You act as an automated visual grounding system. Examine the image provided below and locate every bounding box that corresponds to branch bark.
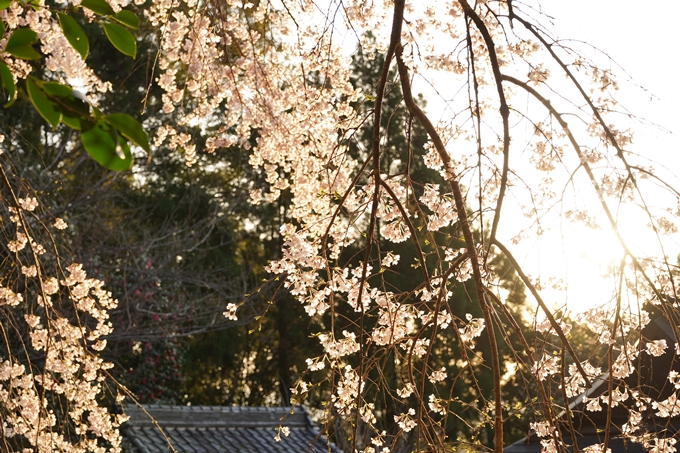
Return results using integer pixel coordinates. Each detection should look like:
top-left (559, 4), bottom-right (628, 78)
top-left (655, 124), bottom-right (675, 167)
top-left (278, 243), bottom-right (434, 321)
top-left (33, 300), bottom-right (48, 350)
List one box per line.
top-left (395, 41), bottom-right (504, 453)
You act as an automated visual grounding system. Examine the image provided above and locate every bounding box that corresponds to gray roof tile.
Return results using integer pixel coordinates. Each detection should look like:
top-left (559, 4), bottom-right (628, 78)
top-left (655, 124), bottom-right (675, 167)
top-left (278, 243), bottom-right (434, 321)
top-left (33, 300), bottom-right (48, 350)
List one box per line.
top-left (122, 405), bottom-right (343, 453)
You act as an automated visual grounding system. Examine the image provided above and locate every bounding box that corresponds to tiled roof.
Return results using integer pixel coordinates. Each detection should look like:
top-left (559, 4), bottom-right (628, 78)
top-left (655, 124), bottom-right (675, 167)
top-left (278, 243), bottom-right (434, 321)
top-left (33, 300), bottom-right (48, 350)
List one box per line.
top-left (504, 434), bottom-right (645, 453)
top-left (122, 405), bottom-right (343, 453)
top-left (505, 315), bottom-right (680, 453)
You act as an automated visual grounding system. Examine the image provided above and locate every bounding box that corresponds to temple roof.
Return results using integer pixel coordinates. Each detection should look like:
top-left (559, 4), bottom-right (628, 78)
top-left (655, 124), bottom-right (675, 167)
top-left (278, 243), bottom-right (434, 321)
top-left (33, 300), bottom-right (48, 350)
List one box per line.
top-left (505, 315), bottom-right (680, 453)
top-left (122, 405), bottom-right (343, 453)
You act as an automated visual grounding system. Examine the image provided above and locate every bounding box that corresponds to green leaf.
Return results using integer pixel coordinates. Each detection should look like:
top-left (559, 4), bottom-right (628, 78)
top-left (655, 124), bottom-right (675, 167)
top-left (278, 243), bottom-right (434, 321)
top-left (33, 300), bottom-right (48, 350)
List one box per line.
top-left (113, 10), bottom-right (139, 29)
top-left (104, 113), bottom-right (150, 154)
top-left (0, 0), bottom-right (11, 10)
top-left (62, 114), bottom-right (82, 130)
top-left (26, 77), bottom-right (61, 127)
top-left (58, 13), bottom-right (89, 59)
top-left (25, 79), bottom-right (90, 129)
top-left (89, 105), bottom-right (105, 121)
top-left (80, 0), bottom-right (114, 16)
top-left (41, 81), bottom-right (72, 98)
top-left (81, 120), bottom-right (132, 170)
top-left (42, 82), bottom-right (89, 129)
top-left (102, 22), bottom-right (135, 58)
top-left (0, 60), bottom-right (15, 107)
top-left (0, 18), bottom-right (5, 36)
top-left (5, 28), bottom-right (41, 60)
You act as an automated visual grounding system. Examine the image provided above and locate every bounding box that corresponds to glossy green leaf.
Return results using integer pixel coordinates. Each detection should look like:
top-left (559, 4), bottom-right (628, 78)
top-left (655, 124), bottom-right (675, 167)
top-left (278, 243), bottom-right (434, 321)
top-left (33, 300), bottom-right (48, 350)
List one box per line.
top-left (102, 22), bottom-right (135, 58)
top-left (0, 60), bottom-right (15, 107)
top-left (41, 81), bottom-right (72, 98)
top-left (90, 105), bottom-right (105, 121)
top-left (55, 91), bottom-right (89, 117)
top-left (81, 120), bottom-right (132, 170)
top-left (80, 0), bottom-right (114, 16)
top-left (104, 113), bottom-right (150, 154)
top-left (26, 77), bottom-right (61, 127)
top-left (114, 10), bottom-right (139, 29)
top-left (5, 28), bottom-right (41, 60)
top-left (25, 79), bottom-right (90, 129)
top-left (42, 82), bottom-right (89, 129)
top-left (58, 13), bottom-right (89, 59)
top-left (0, 0), bottom-right (11, 10)
top-left (62, 115), bottom-right (82, 130)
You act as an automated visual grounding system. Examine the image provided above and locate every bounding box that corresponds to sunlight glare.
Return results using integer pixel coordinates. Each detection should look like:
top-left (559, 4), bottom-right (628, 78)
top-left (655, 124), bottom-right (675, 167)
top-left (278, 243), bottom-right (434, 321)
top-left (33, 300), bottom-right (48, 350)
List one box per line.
top-left (560, 223), bottom-right (625, 313)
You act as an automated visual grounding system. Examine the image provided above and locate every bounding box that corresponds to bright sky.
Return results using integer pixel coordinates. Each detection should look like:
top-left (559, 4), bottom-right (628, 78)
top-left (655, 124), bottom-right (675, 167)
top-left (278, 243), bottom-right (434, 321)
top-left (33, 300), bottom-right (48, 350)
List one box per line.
top-left (412, 1), bottom-right (680, 314)
top-left (323, 0), bottom-right (680, 314)
top-left (521, 1), bottom-right (680, 313)
top-left (545, 0), bottom-right (680, 136)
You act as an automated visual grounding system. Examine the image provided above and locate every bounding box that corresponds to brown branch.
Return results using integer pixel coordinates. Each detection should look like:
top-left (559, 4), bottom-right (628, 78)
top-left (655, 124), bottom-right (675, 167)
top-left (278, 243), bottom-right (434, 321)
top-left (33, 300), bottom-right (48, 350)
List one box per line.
top-left (458, 0), bottom-right (510, 248)
top-left (394, 43), bottom-right (504, 453)
top-left (485, 289), bottom-right (556, 423)
top-left (558, 348), bottom-right (580, 453)
top-left (492, 239), bottom-right (590, 387)
top-left (352, 0), bottom-right (406, 449)
top-left (378, 179), bottom-right (430, 286)
top-left (514, 11), bottom-right (680, 329)
top-left (501, 73), bottom-right (680, 341)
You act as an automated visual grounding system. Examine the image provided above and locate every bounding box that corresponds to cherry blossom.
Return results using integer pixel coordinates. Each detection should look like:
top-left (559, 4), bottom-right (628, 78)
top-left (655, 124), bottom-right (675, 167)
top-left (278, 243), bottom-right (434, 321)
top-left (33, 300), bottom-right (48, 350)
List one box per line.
top-left (4, 0), bottom-right (680, 450)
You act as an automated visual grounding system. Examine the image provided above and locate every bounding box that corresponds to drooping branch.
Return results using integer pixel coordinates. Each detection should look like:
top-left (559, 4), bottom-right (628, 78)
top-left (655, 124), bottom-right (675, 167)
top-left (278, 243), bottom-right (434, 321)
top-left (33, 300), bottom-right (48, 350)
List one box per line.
top-left (501, 73), bottom-right (680, 341)
top-left (458, 0), bottom-right (511, 248)
top-left (378, 179), bottom-right (430, 286)
top-left (351, 0), bottom-right (407, 449)
top-left (516, 10), bottom-right (680, 317)
top-left (394, 42), bottom-right (505, 453)
top-left (492, 239), bottom-right (591, 386)
top-left (485, 289), bottom-right (556, 423)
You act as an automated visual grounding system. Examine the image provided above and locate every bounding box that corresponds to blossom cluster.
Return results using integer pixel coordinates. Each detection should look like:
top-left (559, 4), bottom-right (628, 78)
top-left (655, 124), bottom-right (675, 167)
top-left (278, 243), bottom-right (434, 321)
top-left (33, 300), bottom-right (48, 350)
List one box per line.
top-left (1, 0), bottom-right (111, 96)
top-left (4, 0), bottom-right (680, 449)
top-left (0, 162), bottom-right (124, 452)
